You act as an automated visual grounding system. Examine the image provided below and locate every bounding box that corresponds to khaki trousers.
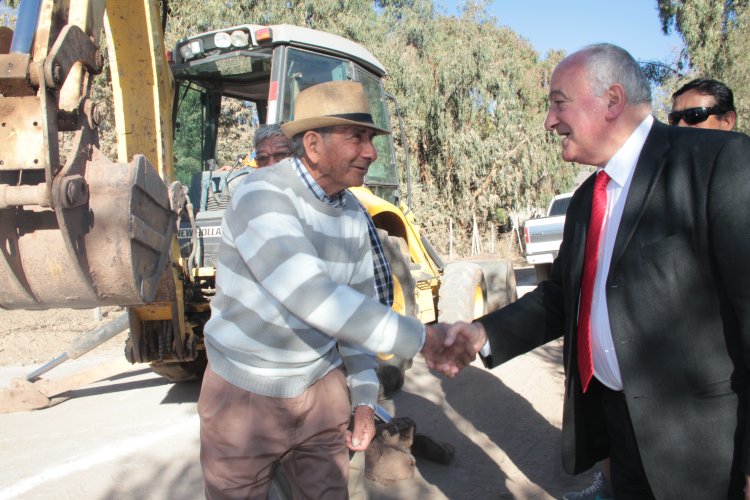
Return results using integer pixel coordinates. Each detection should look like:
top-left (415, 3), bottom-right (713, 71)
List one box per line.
top-left (199, 365), bottom-right (351, 500)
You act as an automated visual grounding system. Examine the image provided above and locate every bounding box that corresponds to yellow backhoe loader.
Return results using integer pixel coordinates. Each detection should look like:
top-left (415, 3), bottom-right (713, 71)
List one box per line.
top-left (0, 0), bottom-right (517, 405)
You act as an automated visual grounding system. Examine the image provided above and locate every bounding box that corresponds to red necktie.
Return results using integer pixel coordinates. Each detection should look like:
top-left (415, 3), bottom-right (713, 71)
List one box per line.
top-left (577, 170), bottom-right (610, 393)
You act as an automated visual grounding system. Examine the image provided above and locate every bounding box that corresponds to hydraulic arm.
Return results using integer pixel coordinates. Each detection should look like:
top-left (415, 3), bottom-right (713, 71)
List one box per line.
top-left (0, 0), bottom-right (176, 309)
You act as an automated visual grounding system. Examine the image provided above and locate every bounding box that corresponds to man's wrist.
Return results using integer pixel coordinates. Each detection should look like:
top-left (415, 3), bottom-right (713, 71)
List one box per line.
top-left (353, 404), bottom-right (375, 415)
top-left (418, 324), bottom-right (427, 352)
top-left (473, 321), bottom-right (488, 346)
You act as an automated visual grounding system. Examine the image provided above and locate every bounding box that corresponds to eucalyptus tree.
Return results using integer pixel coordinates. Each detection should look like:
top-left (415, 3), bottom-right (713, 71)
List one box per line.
top-left (166, 0), bottom-right (579, 253)
top-left (657, 0), bottom-right (750, 134)
top-left (372, 1), bottom-right (577, 252)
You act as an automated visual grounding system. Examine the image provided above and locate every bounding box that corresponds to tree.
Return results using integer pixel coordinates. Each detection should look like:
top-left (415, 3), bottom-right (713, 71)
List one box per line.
top-left (657, 0), bottom-right (750, 134)
top-left (87, 0), bottom-right (581, 256)
top-left (370, 1), bottom-right (576, 252)
top-left (724, 3), bottom-right (750, 133)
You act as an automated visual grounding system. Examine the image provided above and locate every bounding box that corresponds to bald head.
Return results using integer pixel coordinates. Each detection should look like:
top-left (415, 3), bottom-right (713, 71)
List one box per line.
top-left (572, 44), bottom-right (652, 106)
top-left (544, 44), bottom-right (652, 166)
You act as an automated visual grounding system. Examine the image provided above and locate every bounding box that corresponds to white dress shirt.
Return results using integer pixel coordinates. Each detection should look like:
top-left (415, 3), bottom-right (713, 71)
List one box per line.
top-left (590, 115), bottom-right (654, 390)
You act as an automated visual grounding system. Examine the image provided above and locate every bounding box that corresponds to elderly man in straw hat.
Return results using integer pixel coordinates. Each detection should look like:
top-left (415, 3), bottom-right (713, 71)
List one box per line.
top-left (198, 81), bottom-right (464, 499)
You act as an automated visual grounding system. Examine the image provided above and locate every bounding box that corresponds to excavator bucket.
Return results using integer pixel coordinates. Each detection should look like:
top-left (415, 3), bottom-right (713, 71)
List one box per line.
top-left (0, 0), bottom-right (176, 310)
top-left (0, 151), bottom-right (175, 309)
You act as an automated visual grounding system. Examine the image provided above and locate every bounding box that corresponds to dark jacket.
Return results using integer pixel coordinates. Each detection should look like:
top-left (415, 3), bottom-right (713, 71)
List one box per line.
top-left (479, 121), bottom-right (750, 499)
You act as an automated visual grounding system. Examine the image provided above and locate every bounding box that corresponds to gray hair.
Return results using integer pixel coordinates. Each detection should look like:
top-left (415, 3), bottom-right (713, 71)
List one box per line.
top-left (253, 124), bottom-right (287, 149)
top-left (290, 126), bottom-right (337, 158)
top-left (291, 134), bottom-right (305, 158)
top-left (575, 43), bottom-right (652, 105)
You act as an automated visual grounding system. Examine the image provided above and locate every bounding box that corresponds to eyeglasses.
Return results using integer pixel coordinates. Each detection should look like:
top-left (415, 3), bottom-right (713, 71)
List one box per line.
top-left (255, 151), bottom-right (291, 166)
top-left (668, 106), bottom-right (727, 126)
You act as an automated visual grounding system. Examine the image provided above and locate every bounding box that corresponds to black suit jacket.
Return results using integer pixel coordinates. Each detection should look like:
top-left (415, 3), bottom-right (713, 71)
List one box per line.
top-left (479, 121), bottom-right (750, 499)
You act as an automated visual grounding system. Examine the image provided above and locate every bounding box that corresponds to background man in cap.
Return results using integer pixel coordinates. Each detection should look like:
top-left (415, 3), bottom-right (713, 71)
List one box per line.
top-left (198, 80), bottom-right (461, 499)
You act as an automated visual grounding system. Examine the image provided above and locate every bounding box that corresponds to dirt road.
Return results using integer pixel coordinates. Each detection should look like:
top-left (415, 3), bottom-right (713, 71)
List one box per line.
top-left (0, 268), bottom-right (595, 499)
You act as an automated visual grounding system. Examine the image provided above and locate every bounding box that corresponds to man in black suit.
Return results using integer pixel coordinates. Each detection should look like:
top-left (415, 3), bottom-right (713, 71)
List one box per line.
top-left (565, 76), bottom-right (740, 500)
top-left (446, 43), bottom-right (750, 499)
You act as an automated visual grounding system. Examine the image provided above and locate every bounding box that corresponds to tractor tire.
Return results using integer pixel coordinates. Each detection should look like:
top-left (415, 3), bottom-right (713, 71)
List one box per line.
top-left (534, 263), bottom-right (552, 284)
top-left (474, 259), bottom-right (518, 312)
top-left (376, 230), bottom-right (417, 318)
top-left (149, 352), bottom-right (207, 382)
top-left (438, 262), bottom-right (488, 323)
top-left (375, 230), bottom-right (417, 397)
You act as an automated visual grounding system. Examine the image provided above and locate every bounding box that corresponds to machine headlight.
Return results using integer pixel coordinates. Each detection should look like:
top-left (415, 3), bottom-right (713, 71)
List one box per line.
top-left (214, 32), bottom-right (231, 48)
top-left (230, 30), bottom-right (250, 47)
top-left (179, 44), bottom-right (194, 60)
top-left (180, 40), bottom-right (205, 60)
top-left (190, 40), bottom-right (204, 55)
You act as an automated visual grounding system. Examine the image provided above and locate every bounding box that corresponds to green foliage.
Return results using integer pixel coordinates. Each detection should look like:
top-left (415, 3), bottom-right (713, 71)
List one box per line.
top-left (356, 1), bottom-right (577, 253)
top-left (657, 0), bottom-right (750, 134)
top-left (173, 85), bottom-right (205, 185)
top-left (97, 0), bottom-right (584, 256)
top-left (725, 3), bottom-right (750, 134)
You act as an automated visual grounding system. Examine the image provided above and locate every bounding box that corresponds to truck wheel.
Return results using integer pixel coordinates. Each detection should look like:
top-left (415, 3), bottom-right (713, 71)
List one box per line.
top-left (534, 263), bottom-right (552, 283)
top-left (438, 262), bottom-right (488, 323)
top-left (150, 352), bottom-right (207, 382)
top-left (375, 230), bottom-right (417, 397)
top-left (473, 260), bottom-right (517, 312)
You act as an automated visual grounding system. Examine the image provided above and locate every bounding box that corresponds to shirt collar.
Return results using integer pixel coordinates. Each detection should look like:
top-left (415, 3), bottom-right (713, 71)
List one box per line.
top-left (601, 115), bottom-right (654, 187)
top-left (291, 157), bottom-right (347, 208)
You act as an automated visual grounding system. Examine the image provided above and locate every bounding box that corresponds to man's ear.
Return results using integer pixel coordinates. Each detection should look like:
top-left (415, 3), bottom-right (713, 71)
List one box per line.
top-left (606, 83), bottom-right (627, 120)
top-left (721, 110), bottom-right (736, 131)
top-left (302, 131), bottom-right (322, 164)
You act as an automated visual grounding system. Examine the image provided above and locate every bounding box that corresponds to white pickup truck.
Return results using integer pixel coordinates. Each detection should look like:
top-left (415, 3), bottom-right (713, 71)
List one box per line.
top-left (522, 192), bottom-right (573, 283)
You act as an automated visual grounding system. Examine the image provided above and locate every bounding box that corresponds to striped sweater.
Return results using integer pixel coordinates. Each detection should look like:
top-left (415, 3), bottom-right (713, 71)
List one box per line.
top-left (204, 159), bottom-right (424, 408)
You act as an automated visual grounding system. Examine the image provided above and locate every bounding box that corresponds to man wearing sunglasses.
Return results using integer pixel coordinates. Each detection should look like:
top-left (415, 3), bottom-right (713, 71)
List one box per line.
top-left (670, 78), bottom-right (736, 131)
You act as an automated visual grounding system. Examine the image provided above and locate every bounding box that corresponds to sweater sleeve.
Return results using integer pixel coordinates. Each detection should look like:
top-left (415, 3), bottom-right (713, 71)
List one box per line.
top-left (339, 210), bottom-right (380, 409)
top-left (338, 342), bottom-right (379, 409)
top-left (225, 174), bottom-right (423, 361)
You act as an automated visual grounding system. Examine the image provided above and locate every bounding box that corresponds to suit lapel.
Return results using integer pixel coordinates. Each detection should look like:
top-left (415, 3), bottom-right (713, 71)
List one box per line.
top-left (610, 121), bottom-right (670, 269)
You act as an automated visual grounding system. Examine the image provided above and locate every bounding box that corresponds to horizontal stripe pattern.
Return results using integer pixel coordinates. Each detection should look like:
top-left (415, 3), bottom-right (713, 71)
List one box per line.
top-left (204, 160), bottom-right (423, 405)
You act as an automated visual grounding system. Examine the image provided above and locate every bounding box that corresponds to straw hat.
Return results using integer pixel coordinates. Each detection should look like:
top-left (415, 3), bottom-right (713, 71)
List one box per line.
top-left (281, 81), bottom-right (390, 138)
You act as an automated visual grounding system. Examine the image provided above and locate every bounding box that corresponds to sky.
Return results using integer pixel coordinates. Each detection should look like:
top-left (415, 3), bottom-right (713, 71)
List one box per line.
top-left (442, 0), bottom-right (683, 64)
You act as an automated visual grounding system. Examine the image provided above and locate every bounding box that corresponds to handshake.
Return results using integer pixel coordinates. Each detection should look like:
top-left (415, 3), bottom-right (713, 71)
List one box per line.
top-left (420, 322), bottom-right (489, 377)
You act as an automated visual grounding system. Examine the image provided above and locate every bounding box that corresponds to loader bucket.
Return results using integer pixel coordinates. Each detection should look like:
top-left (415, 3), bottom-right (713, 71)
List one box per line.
top-left (0, 153), bottom-right (175, 309)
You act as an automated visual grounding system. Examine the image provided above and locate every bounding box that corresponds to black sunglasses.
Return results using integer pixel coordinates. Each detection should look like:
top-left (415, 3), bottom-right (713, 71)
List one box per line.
top-left (668, 106), bottom-right (727, 126)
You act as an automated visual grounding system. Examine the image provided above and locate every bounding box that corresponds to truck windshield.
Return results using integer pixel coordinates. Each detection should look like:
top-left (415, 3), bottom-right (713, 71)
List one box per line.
top-left (549, 197), bottom-right (572, 216)
top-left (279, 48), bottom-right (398, 193)
top-left (171, 43), bottom-right (401, 205)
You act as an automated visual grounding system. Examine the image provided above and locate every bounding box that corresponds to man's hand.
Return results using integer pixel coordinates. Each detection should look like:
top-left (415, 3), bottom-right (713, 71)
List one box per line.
top-left (421, 322), bottom-right (487, 377)
top-left (446, 321), bottom-right (488, 358)
top-left (346, 405), bottom-right (376, 451)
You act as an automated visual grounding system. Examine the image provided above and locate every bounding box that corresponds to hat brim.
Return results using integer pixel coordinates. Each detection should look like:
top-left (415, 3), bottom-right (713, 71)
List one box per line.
top-left (281, 116), bottom-right (390, 139)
